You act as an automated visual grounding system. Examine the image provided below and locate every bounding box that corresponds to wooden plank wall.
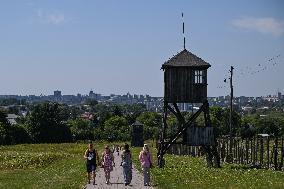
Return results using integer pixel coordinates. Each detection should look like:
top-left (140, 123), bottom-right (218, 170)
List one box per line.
top-left (164, 68), bottom-right (207, 103)
top-left (186, 127), bottom-right (215, 146)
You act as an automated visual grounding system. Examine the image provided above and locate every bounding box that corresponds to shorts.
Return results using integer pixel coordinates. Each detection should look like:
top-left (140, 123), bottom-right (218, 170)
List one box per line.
top-left (86, 163), bottom-right (96, 173)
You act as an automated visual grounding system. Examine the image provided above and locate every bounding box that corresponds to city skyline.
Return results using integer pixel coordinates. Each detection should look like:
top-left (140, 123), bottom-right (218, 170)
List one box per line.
top-left (0, 89), bottom-right (282, 99)
top-left (0, 0), bottom-right (284, 97)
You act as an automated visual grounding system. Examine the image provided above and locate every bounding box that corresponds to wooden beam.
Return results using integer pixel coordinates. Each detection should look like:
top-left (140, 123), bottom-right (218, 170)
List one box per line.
top-left (160, 102), bottom-right (206, 155)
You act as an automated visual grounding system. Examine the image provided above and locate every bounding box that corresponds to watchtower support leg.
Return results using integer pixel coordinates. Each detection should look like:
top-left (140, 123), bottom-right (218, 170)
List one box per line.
top-left (202, 101), bottom-right (221, 168)
top-left (158, 101), bottom-right (168, 168)
top-left (158, 102), bottom-right (206, 167)
top-left (158, 100), bottom-right (221, 168)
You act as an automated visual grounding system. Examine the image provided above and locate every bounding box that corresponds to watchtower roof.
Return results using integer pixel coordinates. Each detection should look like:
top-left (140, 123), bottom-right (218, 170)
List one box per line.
top-left (132, 120), bottom-right (143, 126)
top-left (162, 49), bottom-right (211, 69)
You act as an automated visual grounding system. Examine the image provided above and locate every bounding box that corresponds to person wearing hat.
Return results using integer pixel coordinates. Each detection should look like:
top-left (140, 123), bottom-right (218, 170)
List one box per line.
top-left (139, 144), bottom-right (153, 186)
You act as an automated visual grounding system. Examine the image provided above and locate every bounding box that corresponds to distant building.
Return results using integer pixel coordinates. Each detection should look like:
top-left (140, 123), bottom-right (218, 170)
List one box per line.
top-left (54, 90), bottom-right (62, 101)
top-left (263, 95), bottom-right (279, 102)
top-left (242, 106), bottom-right (253, 112)
top-left (278, 92), bottom-right (282, 100)
top-left (89, 90), bottom-right (95, 98)
top-left (7, 114), bottom-right (18, 125)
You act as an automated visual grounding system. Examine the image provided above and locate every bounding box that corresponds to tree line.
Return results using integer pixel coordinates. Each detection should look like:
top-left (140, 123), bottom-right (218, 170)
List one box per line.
top-left (0, 101), bottom-right (283, 145)
top-left (0, 101), bottom-right (161, 144)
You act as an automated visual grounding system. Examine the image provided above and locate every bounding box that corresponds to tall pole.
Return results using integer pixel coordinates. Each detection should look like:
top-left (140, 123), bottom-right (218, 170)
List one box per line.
top-left (182, 12), bottom-right (185, 50)
top-left (229, 66), bottom-right (234, 154)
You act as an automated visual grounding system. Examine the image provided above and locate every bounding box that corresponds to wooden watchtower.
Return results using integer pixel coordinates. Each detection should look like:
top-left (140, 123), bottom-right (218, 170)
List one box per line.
top-left (157, 14), bottom-right (220, 168)
top-left (162, 49), bottom-right (210, 103)
top-left (131, 120), bottom-right (144, 147)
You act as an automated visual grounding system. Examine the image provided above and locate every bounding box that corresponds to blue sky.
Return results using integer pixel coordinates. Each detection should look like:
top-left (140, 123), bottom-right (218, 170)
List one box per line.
top-left (0, 0), bottom-right (284, 97)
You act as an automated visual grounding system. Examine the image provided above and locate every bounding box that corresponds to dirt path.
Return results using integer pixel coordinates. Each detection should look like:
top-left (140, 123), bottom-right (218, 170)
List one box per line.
top-left (84, 151), bottom-right (155, 189)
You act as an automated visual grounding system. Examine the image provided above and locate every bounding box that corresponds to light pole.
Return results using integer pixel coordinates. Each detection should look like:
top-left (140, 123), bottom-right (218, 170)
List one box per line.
top-left (229, 66), bottom-right (234, 155)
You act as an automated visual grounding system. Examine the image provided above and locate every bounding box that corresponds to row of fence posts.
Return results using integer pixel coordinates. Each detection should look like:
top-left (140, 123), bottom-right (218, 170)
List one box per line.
top-left (165, 136), bottom-right (284, 171)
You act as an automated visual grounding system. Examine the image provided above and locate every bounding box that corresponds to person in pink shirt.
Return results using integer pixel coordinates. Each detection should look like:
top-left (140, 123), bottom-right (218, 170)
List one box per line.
top-left (139, 144), bottom-right (153, 186)
top-left (101, 145), bottom-right (115, 184)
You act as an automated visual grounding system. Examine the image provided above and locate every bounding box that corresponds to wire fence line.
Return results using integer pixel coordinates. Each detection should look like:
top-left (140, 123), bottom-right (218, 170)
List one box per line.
top-left (164, 136), bottom-right (284, 171)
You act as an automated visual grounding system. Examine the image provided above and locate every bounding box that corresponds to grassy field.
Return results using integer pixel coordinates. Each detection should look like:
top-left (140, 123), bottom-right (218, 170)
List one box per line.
top-left (0, 142), bottom-right (108, 189)
top-left (131, 146), bottom-right (284, 189)
top-left (1, 142), bottom-right (284, 189)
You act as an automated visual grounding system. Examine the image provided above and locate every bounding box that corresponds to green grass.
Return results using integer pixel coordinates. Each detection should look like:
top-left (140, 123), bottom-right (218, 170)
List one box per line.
top-left (131, 145), bottom-right (284, 189)
top-left (0, 142), bottom-right (107, 189)
top-left (1, 142), bottom-right (284, 189)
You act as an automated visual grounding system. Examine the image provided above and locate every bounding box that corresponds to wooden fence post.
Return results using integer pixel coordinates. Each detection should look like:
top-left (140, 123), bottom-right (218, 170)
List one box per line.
top-left (251, 138), bottom-right (253, 164)
top-left (274, 138), bottom-right (278, 170)
top-left (222, 139), bottom-right (226, 162)
top-left (260, 137), bottom-right (264, 167)
top-left (252, 137), bottom-right (256, 165)
top-left (237, 139), bottom-right (240, 164)
top-left (279, 137), bottom-right (283, 171)
top-left (187, 145), bottom-right (189, 155)
top-left (241, 146), bottom-right (244, 164)
top-left (267, 136), bottom-right (270, 169)
top-left (234, 138), bottom-right (237, 163)
top-left (259, 137), bottom-right (263, 167)
top-left (246, 139), bottom-right (249, 164)
top-left (207, 136), bottom-right (284, 170)
top-left (226, 138), bottom-right (229, 159)
top-left (256, 136), bottom-right (259, 165)
top-left (238, 139), bottom-right (241, 164)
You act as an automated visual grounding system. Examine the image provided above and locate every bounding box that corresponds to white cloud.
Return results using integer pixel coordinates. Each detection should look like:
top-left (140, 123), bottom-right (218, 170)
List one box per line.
top-left (35, 9), bottom-right (66, 25)
top-left (46, 13), bottom-right (65, 25)
top-left (232, 17), bottom-right (284, 36)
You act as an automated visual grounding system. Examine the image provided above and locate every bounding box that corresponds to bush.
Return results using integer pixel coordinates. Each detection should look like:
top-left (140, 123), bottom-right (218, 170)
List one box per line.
top-left (0, 122), bottom-right (8, 145)
top-left (68, 119), bottom-right (94, 141)
top-left (8, 124), bottom-right (31, 144)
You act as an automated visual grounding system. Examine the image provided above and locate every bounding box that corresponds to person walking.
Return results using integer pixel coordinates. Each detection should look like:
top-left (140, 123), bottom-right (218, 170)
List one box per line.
top-left (112, 144), bottom-right (116, 153)
top-left (116, 145), bottom-right (120, 156)
top-left (101, 145), bottom-right (115, 184)
top-left (121, 143), bottom-right (132, 186)
top-left (139, 144), bottom-right (153, 186)
top-left (83, 141), bottom-right (100, 185)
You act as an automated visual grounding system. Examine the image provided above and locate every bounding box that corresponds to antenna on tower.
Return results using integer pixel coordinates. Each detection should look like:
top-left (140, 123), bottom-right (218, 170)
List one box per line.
top-left (182, 12), bottom-right (185, 50)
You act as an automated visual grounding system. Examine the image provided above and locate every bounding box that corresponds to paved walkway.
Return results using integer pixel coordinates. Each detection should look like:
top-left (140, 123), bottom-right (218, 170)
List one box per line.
top-left (84, 151), bottom-right (155, 189)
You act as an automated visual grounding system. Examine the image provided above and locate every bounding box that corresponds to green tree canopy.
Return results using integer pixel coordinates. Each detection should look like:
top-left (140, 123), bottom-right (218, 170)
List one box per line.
top-left (68, 119), bottom-right (94, 140)
top-left (137, 112), bottom-right (162, 140)
top-left (103, 116), bottom-right (130, 141)
top-left (0, 109), bottom-right (10, 144)
top-left (26, 102), bottom-right (72, 143)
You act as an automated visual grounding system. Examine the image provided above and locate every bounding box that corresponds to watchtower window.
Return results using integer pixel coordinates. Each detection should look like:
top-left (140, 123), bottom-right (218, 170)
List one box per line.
top-left (194, 70), bottom-right (204, 84)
